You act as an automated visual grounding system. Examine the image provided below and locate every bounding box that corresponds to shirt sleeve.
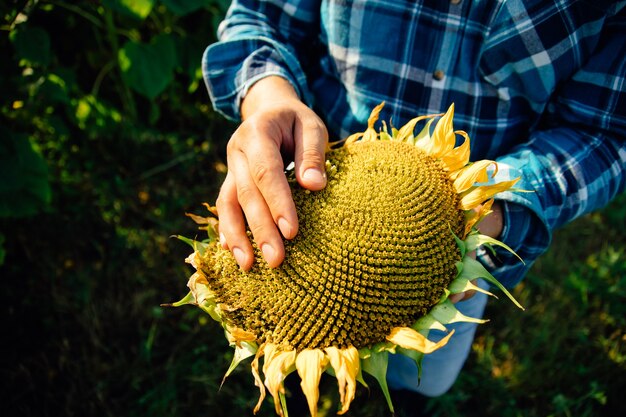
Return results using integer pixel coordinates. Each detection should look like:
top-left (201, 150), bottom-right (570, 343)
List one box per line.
top-left (202, 0), bottom-right (321, 121)
top-left (479, 12), bottom-right (626, 288)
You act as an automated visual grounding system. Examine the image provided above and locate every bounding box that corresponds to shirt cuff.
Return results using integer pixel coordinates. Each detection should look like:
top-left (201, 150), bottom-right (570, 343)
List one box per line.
top-left (202, 37), bottom-right (312, 121)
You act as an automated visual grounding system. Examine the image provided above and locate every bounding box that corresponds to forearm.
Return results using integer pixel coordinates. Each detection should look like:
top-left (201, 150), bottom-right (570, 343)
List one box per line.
top-left (202, 0), bottom-right (320, 121)
top-left (482, 129), bottom-right (626, 288)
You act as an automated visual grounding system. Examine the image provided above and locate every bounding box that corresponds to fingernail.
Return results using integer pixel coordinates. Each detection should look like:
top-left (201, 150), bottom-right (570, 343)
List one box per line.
top-left (219, 232), bottom-right (227, 248)
top-left (302, 168), bottom-right (326, 187)
top-left (261, 243), bottom-right (275, 263)
top-left (233, 247), bottom-right (246, 268)
top-left (277, 217), bottom-right (294, 239)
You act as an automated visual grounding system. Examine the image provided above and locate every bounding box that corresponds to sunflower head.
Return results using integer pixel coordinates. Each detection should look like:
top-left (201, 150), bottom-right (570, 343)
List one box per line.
top-left (166, 103), bottom-right (523, 416)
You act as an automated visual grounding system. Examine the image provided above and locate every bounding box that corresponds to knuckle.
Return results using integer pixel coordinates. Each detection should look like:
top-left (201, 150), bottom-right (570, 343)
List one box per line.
top-left (248, 221), bottom-right (276, 243)
top-left (236, 183), bottom-right (255, 205)
top-left (250, 159), bottom-right (282, 185)
top-left (251, 161), bottom-right (271, 184)
top-left (301, 147), bottom-right (325, 166)
top-left (215, 193), bottom-right (229, 212)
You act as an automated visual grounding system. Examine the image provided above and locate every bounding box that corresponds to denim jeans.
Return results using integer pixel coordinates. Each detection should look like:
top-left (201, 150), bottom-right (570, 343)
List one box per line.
top-left (386, 279), bottom-right (489, 397)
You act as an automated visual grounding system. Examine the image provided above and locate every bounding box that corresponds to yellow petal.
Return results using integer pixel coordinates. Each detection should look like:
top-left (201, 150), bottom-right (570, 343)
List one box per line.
top-left (453, 160), bottom-right (497, 194)
top-left (251, 344), bottom-right (267, 414)
top-left (201, 202), bottom-right (219, 216)
top-left (227, 327), bottom-right (257, 346)
top-left (440, 130), bottom-right (471, 173)
top-left (413, 117), bottom-right (436, 151)
top-left (395, 114), bottom-right (432, 143)
top-left (325, 346), bottom-right (360, 415)
top-left (367, 102), bottom-right (385, 130)
top-left (295, 349), bottom-right (329, 417)
top-left (464, 199), bottom-right (494, 236)
top-left (430, 104), bottom-right (457, 158)
top-left (343, 131), bottom-right (363, 146)
top-left (362, 102), bottom-right (385, 142)
top-left (459, 178), bottom-right (520, 210)
top-left (386, 327), bottom-right (455, 354)
top-left (187, 272), bottom-right (207, 304)
top-left (263, 345), bottom-right (297, 416)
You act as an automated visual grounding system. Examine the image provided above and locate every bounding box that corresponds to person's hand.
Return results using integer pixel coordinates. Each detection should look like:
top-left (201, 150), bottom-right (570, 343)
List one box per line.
top-left (449, 201), bottom-right (504, 303)
top-left (217, 76), bottom-right (328, 271)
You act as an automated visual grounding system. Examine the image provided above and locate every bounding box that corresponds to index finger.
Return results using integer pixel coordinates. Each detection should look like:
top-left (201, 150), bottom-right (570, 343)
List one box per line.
top-left (242, 136), bottom-right (299, 240)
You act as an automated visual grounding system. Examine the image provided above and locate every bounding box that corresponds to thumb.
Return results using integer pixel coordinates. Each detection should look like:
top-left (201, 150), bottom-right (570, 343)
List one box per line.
top-left (294, 114), bottom-right (328, 191)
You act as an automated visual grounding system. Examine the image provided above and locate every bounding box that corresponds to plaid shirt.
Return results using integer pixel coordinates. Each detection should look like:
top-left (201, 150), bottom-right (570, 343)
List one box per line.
top-left (203, 0), bottom-right (626, 288)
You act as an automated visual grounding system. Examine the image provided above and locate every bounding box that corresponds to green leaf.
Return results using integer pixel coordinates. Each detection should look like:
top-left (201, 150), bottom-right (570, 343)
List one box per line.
top-left (465, 233), bottom-right (524, 264)
top-left (72, 95), bottom-right (122, 131)
top-left (103, 0), bottom-right (155, 19)
top-left (39, 73), bottom-right (70, 104)
top-left (396, 347), bottom-right (424, 382)
top-left (412, 315), bottom-right (446, 332)
top-left (9, 25), bottom-right (51, 66)
top-left (0, 128), bottom-right (51, 218)
top-left (361, 350), bottom-right (394, 414)
top-left (119, 34), bottom-right (177, 99)
top-left (222, 341), bottom-right (257, 386)
top-left (448, 275), bottom-right (496, 298)
top-left (430, 299), bottom-right (489, 325)
top-left (451, 228), bottom-right (467, 258)
top-left (173, 235), bottom-right (197, 248)
top-left (172, 34), bottom-right (204, 80)
top-left (161, 0), bottom-right (207, 16)
top-left (161, 291), bottom-right (196, 307)
top-left (460, 257), bottom-right (525, 310)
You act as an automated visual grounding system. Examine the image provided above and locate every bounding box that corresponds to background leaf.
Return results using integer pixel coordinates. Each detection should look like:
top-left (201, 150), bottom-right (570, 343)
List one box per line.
top-left (102, 0), bottom-right (155, 19)
top-left (119, 34), bottom-right (177, 99)
top-left (0, 128), bottom-right (51, 218)
top-left (9, 25), bottom-right (51, 66)
top-left (161, 0), bottom-right (208, 16)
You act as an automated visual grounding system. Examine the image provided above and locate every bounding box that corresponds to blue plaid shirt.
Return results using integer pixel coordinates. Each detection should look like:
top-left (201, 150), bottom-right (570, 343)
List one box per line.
top-left (203, 0), bottom-right (626, 288)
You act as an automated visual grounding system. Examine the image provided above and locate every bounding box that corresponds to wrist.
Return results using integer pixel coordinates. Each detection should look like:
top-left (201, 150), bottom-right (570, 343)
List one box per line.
top-left (241, 76), bottom-right (301, 119)
top-left (477, 201), bottom-right (504, 239)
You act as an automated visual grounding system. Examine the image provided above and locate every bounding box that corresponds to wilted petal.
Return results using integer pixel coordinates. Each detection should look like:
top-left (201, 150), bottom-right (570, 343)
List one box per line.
top-left (441, 131), bottom-right (471, 173)
top-left (227, 327), bottom-right (257, 346)
top-left (430, 104), bottom-right (457, 158)
top-left (395, 115), bottom-right (431, 143)
top-left (363, 102), bottom-right (385, 142)
top-left (263, 346), bottom-right (297, 416)
top-left (325, 346), bottom-right (360, 414)
top-left (414, 118), bottom-right (436, 151)
top-left (295, 349), bottom-right (328, 417)
top-left (464, 199), bottom-right (494, 236)
top-left (343, 131), bottom-right (363, 146)
top-left (252, 344), bottom-right (267, 414)
top-left (459, 178), bottom-right (520, 210)
top-left (453, 160), bottom-right (497, 194)
top-left (386, 326), bottom-right (455, 354)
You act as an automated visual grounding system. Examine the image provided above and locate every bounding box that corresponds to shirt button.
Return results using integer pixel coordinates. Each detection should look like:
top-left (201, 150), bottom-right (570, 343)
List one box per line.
top-left (433, 69), bottom-right (445, 81)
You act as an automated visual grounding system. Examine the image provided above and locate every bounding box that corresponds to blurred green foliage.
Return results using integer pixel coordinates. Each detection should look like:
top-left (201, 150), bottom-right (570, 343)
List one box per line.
top-left (1, 1), bottom-right (625, 417)
top-left (1, 0), bottom-right (229, 225)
